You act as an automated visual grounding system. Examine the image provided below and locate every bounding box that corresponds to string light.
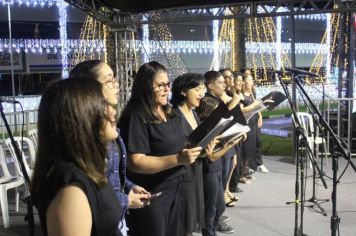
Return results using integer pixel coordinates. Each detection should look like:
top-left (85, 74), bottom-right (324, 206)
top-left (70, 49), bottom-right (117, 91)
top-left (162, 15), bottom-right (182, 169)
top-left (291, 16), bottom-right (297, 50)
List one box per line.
top-left (0, 39), bottom-right (106, 53)
top-left (142, 15), bottom-right (150, 63)
top-left (218, 11), bottom-right (235, 70)
top-left (276, 16), bottom-right (282, 70)
top-left (58, 0), bottom-right (68, 78)
top-left (70, 14), bottom-right (108, 68)
top-left (325, 13), bottom-right (331, 81)
top-left (245, 42), bottom-right (328, 55)
top-left (131, 40), bottom-right (230, 55)
top-left (146, 13), bottom-right (188, 78)
top-left (0, 0), bottom-right (56, 7)
top-left (211, 13), bottom-right (220, 70)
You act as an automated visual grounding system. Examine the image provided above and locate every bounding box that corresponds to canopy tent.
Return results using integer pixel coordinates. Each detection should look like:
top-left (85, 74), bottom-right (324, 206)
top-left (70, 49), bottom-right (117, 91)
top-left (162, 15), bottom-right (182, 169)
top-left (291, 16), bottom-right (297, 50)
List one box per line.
top-left (64, 0), bottom-right (355, 26)
top-left (79, 0), bottom-right (335, 14)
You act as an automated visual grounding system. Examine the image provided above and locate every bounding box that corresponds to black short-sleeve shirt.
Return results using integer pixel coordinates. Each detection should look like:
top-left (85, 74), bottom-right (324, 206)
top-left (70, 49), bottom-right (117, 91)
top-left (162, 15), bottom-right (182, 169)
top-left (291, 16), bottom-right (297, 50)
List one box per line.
top-left (120, 110), bottom-right (186, 190)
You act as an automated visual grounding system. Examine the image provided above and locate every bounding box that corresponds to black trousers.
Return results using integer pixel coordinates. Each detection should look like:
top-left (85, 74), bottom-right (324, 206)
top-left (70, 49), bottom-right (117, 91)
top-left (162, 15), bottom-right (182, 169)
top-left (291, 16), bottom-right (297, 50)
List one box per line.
top-left (256, 127), bottom-right (263, 166)
top-left (230, 146), bottom-right (241, 189)
top-left (202, 172), bottom-right (225, 236)
top-left (221, 154), bottom-right (233, 191)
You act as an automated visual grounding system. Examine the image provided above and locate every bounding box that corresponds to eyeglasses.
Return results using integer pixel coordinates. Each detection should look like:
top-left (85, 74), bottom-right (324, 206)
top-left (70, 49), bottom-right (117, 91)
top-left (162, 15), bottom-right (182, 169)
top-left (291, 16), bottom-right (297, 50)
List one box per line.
top-left (101, 76), bottom-right (119, 89)
top-left (224, 75), bottom-right (234, 79)
top-left (153, 81), bottom-right (171, 91)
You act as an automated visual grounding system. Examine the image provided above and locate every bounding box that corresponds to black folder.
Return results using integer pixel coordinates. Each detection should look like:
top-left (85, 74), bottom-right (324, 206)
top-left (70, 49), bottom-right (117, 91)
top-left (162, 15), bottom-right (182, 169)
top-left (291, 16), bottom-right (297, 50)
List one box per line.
top-left (187, 102), bottom-right (230, 148)
top-left (261, 91), bottom-right (287, 111)
top-left (223, 104), bottom-right (247, 128)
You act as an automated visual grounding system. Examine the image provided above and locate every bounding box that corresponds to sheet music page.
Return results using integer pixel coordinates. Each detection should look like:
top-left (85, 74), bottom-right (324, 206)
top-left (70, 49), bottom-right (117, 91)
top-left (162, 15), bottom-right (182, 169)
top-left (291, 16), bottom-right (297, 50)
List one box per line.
top-left (196, 116), bottom-right (233, 148)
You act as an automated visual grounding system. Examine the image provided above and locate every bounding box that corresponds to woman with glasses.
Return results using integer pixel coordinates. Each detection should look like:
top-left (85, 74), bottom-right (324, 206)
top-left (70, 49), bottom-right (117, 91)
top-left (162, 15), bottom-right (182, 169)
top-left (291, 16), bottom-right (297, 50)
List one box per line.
top-left (118, 61), bottom-right (202, 236)
top-left (70, 60), bottom-right (150, 236)
top-left (31, 78), bottom-right (122, 236)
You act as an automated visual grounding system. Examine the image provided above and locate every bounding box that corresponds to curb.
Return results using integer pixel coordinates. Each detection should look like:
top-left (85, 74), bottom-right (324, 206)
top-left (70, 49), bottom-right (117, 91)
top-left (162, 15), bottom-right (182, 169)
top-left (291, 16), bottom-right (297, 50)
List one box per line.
top-left (263, 114), bottom-right (291, 119)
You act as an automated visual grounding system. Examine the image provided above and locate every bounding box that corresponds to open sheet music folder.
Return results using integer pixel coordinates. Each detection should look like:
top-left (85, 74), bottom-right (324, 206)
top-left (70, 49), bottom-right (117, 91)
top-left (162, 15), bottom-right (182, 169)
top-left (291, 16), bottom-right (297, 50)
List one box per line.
top-left (243, 91), bottom-right (287, 123)
top-left (196, 116), bottom-right (233, 148)
top-left (187, 102), bottom-right (230, 149)
top-left (187, 102), bottom-right (248, 149)
top-left (214, 123), bottom-right (251, 151)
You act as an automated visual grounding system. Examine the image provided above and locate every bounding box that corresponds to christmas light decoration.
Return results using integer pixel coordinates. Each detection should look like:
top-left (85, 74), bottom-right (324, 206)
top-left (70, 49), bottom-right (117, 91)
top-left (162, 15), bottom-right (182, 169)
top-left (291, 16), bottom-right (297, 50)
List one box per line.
top-left (217, 8), bottom-right (235, 70)
top-left (58, 0), bottom-right (68, 77)
top-left (326, 13), bottom-right (331, 80)
top-left (0, 0), bottom-right (56, 7)
top-left (70, 14), bottom-right (108, 68)
top-left (276, 16), bottom-right (282, 70)
top-left (142, 15), bottom-right (150, 63)
top-left (211, 18), bottom-right (220, 71)
top-left (245, 42), bottom-right (329, 55)
top-left (148, 13), bottom-right (188, 78)
top-left (0, 39), bottom-right (106, 53)
top-left (132, 40), bottom-right (230, 54)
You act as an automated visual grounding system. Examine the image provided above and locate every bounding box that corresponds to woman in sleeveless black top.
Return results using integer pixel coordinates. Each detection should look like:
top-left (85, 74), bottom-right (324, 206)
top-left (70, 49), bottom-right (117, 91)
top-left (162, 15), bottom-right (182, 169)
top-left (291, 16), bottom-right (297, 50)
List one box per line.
top-left (31, 78), bottom-right (122, 236)
top-left (171, 73), bottom-right (207, 235)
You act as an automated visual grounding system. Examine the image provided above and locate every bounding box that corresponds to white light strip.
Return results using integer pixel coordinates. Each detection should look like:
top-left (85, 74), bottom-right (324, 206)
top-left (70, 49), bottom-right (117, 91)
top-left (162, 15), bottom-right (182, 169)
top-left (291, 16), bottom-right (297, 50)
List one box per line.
top-left (58, 0), bottom-right (68, 78)
top-left (131, 40), bottom-right (231, 54)
top-left (245, 42), bottom-right (329, 55)
top-left (0, 39), bottom-right (106, 53)
top-left (0, 39), bottom-right (328, 56)
top-left (326, 13), bottom-right (331, 80)
top-left (276, 16), bottom-right (282, 69)
top-left (0, 0), bottom-right (57, 7)
top-left (212, 18), bottom-right (220, 70)
top-left (142, 16), bottom-right (150, 63)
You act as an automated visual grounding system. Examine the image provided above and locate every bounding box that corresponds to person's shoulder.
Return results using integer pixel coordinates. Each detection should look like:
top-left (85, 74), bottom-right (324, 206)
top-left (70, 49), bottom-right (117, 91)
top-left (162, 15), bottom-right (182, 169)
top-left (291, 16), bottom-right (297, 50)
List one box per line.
top-left (47, 162), bottom-right (95, 192)
top-left (46, 183), bottom-right (92, 236)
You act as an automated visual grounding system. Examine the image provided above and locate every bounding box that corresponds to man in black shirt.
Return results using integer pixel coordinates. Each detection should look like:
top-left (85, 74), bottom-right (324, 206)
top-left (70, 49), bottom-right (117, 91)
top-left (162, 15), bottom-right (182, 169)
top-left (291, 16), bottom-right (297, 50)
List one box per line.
top-left (201, 71), bottom-right (235, 235)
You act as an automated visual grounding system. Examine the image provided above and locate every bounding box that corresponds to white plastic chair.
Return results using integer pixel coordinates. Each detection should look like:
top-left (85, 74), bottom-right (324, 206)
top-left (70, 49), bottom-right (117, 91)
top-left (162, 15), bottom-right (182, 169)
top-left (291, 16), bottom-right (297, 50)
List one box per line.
top-left (28, 129), bottom-right (38, 151)
top-left (0, 145), bottom-right (25, 228)
top-left (296, 112), bottom-right (328, 167)
top-left (4, 137), bottom-right (35, 177)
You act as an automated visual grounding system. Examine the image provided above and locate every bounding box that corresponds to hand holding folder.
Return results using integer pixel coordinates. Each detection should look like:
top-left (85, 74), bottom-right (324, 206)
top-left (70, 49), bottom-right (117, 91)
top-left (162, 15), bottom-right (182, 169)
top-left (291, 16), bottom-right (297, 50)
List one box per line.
top-left (187, 102), bottom-right (248, 149)
top-left (261, 91), bottom-right (286, 111)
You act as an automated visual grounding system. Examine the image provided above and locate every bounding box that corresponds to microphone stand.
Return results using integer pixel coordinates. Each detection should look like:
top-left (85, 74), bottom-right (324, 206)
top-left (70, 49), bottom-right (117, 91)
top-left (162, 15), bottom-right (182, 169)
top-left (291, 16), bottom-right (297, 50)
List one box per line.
top-left (278, 75), bottom-right (327, 236)
top-left (0, 102), bottom-right (34, 236)
top-left (297, 77), bottom-right (334, 180)
top-left (293, 75), bottom-right (356, 236)
top-left (296, 84), bottom-right (329, 217)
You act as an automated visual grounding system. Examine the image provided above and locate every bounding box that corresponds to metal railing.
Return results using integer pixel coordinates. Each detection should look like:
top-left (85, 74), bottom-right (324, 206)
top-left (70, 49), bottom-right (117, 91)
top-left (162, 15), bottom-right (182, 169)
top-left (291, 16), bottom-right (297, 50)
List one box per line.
top-left (317, 98), bottom-right (356, 157)
top-left (0, 109), bottom-right (38, 141)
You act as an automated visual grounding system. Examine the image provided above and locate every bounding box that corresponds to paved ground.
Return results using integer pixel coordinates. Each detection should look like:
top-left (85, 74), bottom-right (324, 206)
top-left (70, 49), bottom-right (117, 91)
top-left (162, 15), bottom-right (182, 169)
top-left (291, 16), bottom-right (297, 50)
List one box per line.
top-left (218, 156), bottom-right (356, 236)
top-left (1, 155), bottom-right (356, 236)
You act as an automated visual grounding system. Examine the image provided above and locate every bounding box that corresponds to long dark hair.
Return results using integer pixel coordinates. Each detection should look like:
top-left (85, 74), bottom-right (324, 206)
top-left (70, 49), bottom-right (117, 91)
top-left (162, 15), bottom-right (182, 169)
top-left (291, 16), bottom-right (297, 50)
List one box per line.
top-left (171, 73), bottom-right (205, 108)
top-left (119, 61), bottom-right (173, 124)
top-left (69, 60), bottom-right (103, 79)
top-left (31, 78), bottom-right (109, 201)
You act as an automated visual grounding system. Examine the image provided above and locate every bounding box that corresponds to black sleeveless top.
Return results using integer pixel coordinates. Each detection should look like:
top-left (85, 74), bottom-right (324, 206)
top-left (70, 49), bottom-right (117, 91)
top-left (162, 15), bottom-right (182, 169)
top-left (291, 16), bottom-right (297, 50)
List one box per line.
top-left (34, 161), bottom-right (122, 236)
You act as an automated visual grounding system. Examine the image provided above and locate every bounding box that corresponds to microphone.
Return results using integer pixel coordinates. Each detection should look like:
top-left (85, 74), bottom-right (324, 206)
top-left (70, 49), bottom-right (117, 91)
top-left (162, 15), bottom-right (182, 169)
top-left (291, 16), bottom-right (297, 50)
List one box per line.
top-left (292, 76), bottom-right (312, 86)
top-left (284, 68), bottom-right (320, 77)
top-left (0, 97), bottom-right (20, 104)
top-left (269, 70), bottom-right (292, 75)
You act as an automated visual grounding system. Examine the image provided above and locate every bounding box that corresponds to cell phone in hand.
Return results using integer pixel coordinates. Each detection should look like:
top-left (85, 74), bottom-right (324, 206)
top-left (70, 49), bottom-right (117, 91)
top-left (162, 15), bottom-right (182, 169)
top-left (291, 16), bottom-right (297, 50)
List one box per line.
top-left (149, 192), bottom-right (162, 200)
